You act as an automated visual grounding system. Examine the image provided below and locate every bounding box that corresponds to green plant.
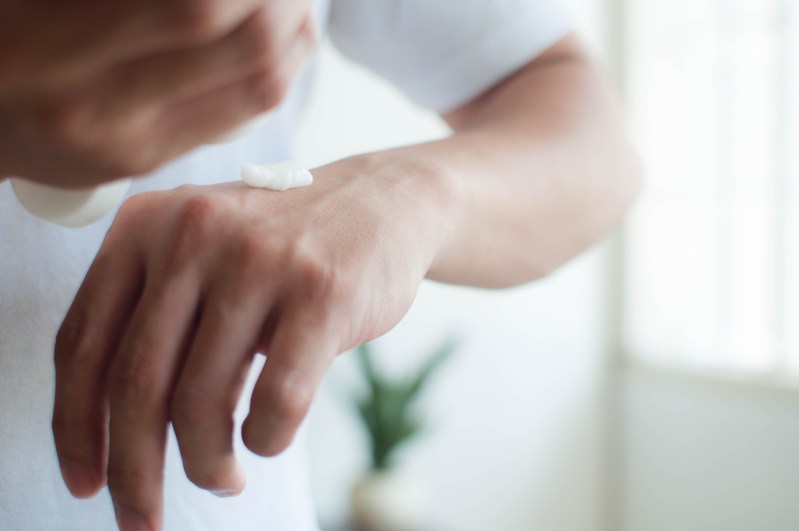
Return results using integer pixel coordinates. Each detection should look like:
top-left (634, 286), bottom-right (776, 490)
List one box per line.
top-left (353, 338), bottom-right (457, 472)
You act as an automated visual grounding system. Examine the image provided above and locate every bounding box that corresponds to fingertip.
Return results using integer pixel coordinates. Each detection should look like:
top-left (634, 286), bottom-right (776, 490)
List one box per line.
top-left (232, 459), bottom-right (247, 491)
top-left (183, 455), bottom-right (247, 496)
top-left (114, 502), bottom-right (156, 531)
top-left (60, 459), bottom-right (103, 499)
top-left (240, 416), bottom-right (292, 458)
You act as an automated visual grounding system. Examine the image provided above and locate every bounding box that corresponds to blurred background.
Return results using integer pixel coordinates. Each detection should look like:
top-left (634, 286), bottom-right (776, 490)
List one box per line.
top-left (294, 0), bottom-right (799, 530)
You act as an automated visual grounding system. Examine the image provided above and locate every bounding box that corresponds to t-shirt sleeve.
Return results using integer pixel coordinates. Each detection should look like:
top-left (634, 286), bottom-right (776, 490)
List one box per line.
top-left (327, 0), bottom-right (573, 113)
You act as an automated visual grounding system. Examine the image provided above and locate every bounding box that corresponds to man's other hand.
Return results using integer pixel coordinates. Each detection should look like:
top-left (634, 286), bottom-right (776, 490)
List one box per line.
top-left (0, 0), bottom-right (316, 188)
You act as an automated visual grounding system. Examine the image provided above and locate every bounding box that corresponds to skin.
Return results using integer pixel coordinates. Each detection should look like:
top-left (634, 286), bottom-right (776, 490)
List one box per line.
top-left (0, 0), bottom-right (315, 187)
top-left (52, 35), bottom-right (641, 531)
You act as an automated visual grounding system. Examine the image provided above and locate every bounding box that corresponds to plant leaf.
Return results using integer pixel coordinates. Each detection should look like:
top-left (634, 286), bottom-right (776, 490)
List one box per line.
top-left (350, 338), bottom-right (458, 471)
top-left (356, 343), bottom-right (382, 396)
top-left (404, 337), bottom-right (458, 404)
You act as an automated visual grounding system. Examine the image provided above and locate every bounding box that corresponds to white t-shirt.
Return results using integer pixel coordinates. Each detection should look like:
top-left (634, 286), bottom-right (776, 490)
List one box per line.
top-left (0, 1), bottom-right (571, 529)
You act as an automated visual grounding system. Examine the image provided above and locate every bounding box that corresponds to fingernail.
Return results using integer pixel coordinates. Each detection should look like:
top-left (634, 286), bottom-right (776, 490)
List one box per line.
top-left (114, 503), bottom-right (150, 531)
top-left (209, 462), bottom-right (246, 498)
top-left (210, 488), bottom-right (241, 498)
top-left (60, 460), bottom-right (97, 498)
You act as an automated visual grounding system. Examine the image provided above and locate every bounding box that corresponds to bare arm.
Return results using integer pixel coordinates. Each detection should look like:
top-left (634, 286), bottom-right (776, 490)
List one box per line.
top-left (53, 33), bottom-right (639, 531)
top-left (395, 34), bottom-right (640, 287)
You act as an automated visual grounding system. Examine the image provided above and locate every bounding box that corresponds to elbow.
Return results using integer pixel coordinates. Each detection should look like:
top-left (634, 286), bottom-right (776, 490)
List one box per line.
top-left (586, 134), bottom-right (644, 240)
top-left (577, 138), bottom-right (644, 253)
top-left (524, 141), bottom-right (643, 283)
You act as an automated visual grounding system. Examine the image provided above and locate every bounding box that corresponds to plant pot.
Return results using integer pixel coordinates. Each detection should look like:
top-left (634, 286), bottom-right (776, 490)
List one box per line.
top-left (350, 470), bottom-right (427, 531)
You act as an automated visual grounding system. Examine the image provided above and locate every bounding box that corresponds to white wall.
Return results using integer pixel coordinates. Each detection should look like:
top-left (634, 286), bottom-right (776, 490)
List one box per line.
top-left (295, 2), bottom-right (614, 528)
top-left (613, 0), bottom-right (799, 528)
top-left (619, 369), bottom-right (799, 531)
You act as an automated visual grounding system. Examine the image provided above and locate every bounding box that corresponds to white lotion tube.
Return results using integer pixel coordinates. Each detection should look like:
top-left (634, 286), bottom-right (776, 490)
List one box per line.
top-left (11, 178), bottom-right (132, 228)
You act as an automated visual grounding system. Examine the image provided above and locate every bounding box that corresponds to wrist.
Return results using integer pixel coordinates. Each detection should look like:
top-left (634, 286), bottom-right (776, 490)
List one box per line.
top-left (345, 150), bottom-right (461, 279)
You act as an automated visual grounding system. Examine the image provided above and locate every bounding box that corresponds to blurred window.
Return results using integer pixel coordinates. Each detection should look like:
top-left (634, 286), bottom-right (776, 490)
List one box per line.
top-left (623, 0), bottom-right (799, 376)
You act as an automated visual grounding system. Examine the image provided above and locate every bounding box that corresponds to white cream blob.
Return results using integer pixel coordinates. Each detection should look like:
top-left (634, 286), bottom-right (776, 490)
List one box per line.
top-left (11, 178), bottom-right (132, 228)
top-left (241, 161), bottom-right (313, 191)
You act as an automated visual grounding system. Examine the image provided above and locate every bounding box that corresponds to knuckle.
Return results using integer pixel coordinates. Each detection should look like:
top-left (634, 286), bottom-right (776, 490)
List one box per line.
top-left (110, 192), bottom-right (157, 235)
top-left (107, 463), bottom-right (151, 498)
top-left (175, 183), bottom-right (200, 195)
top-left (124, 190), bottom-right (166, 215)
top-left (297, 259), bottom-right (327, 293)
top-left (115, 194), bottom-right (147, 222)
top-left (269, 374), bottom-right (313, 425)
top-left (241, 15), bottom-right (278, 67)
top-left (54, 249), bottom-right (121, 370)
top-left (55, 311), bottom-right (99, 371)
top-left (38, 100), bottom-right (153, 178)
top-left (37, 98), bottom-right (89, 145)
top-left (247, 70), bottom-right (288, 113)
top-left (109, 350), bottom-right (159, 405)
top-left (170, 386), bottom-right (216, 431)
top-left (162, 194), bottom-right (223, 273)
top-left (179, 195), bottom-right (224, 233)
top-left (295, 254), bottom-right (351, 302)
top-left (169, 0), bottom-right (229, 40)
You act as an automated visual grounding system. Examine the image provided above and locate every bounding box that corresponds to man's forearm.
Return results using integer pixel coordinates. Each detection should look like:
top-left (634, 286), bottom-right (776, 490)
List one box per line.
top-left (373, 35), bottom-right (641, 288)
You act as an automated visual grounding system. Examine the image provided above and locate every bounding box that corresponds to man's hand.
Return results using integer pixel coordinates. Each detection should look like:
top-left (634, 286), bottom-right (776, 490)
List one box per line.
top-left (51, 33), bottom-right (640, 531)
top-left (0, 0), bottom-right (315, 188)
top-left (52, 155), bottom-right (451, 531)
